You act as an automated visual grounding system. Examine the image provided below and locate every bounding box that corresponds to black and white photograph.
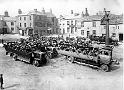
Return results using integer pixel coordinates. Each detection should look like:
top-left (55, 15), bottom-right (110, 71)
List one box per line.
top-left (0, 0), bottom-right (123, 90)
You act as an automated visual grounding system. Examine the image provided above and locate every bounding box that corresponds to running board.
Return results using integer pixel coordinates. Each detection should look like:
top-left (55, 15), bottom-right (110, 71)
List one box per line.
top-left (74, 60), bottom-right (99, 69)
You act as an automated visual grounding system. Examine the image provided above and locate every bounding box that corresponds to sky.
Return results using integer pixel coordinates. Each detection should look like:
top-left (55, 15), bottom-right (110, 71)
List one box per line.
top-left (0, 0), bottom-right (123, 17)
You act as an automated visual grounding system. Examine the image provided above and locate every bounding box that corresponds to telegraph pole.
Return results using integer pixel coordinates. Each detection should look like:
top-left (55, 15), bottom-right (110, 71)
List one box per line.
top-left (104, 10), bottom-right (110, 45)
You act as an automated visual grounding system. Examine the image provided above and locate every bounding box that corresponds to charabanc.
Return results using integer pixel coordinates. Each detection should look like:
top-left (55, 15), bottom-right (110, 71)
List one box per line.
top-left (57, 45), bottom-right (119, 72)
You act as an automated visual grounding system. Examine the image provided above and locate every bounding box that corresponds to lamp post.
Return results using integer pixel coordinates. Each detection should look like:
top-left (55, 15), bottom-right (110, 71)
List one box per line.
top-left (104, 10), bottom-right (110, 45)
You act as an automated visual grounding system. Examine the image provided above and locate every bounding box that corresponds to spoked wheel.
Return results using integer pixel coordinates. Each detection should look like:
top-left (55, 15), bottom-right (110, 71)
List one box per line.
top-left (68, 56), bottom-right (74, 63)
top-left (33, 60), bottom-right (40, 67)
top-left (13, 55), bottom-right (18, 61)
top-left (47, 52), bottom-right (52, 59)
top-left (100, 64), bottom-right (109, 72)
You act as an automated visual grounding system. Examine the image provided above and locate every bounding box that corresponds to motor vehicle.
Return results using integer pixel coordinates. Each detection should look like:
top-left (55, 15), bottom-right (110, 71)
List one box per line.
top-left (57, 45), bottom-right (119, 72)
top-left (4, 42), bottom-right (48, 67)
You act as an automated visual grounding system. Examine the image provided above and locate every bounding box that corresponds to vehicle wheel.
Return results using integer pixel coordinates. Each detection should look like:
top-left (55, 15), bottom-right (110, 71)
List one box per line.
top-left (6, 51), bottom-right (9, 55)
top-left (47, 52), bottom-right (52, 59)
top-left (100, 64), bottom-right (109, 72)
top-left (68, 56), bottom-right (74, 63)
top-left (33, 60), bottom-right (40, 67)
top-left (13, 55), bottom-right (17, 61)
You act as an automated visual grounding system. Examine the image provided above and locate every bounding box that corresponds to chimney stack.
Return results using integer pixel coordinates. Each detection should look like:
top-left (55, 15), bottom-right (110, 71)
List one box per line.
top-left (42, 8), bottom-right (45, 14)
top-left (81, 11), bottom-right (84, 17)
top-left (85, 8), bottom-right (89, 16)
top-left (18, 9), bottom-right (22, 14)
top-left (71, 10), bottom-right (73, 14)
top-left (50, 8), bottom-right (52, 14)
top-left (4, 11), bottom-right (9, 17)
top-left (34, 9), bottom-right (37, 12)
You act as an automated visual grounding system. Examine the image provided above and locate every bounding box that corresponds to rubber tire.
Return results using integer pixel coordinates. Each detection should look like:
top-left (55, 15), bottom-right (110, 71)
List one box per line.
top-left (33, 60), bottom-right (40, 67)
top-left (68, 56), bottom-right (74, 63)
top-left (100, 64), bottom-right (109, 72)
top-left (13, 55), bottom-right (17, 61)
top-left (48, 52), bottom-right (52, 59)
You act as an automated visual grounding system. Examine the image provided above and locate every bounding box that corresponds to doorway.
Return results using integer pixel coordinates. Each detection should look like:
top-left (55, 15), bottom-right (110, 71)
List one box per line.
top-left (119, 33), bottom-right (123, 41)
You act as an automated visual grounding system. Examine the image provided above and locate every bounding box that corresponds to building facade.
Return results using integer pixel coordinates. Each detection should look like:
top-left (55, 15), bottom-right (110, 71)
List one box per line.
top-left (17, 9), bottom-right (59, 36)
top-left (58, 9), bottom-right (123, 41)
top-left (0, 11), bottom-right (18, 34)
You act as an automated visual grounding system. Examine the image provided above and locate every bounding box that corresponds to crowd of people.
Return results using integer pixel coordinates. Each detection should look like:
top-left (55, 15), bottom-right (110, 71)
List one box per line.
top-left (3, 35), bottom-right (115, 58)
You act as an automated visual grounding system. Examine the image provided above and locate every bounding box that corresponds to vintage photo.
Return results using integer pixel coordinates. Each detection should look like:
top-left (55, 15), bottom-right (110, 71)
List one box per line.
top-left (0, 0), bottom-right (123, 90)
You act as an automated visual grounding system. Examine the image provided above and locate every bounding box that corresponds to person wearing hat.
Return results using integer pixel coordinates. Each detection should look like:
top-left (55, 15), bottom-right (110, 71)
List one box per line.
top-left (0, 74), bottom-right (4, 89)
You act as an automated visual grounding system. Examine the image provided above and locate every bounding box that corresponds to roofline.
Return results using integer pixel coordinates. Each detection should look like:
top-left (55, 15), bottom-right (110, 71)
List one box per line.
top-left (101, 23), bottom-right (123, 25)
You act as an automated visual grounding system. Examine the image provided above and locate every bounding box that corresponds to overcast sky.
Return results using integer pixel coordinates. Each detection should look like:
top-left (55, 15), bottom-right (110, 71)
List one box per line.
top-left (0, 0), bottom-right (123, 17)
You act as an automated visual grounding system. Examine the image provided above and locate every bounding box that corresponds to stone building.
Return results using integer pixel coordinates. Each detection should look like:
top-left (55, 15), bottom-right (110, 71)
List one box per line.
top-left (58, 8), bottom-right (123, 41)
top-left (17, 8), bottom-right (59, 36)
top-left (0, 11), bottom-right (18, 34)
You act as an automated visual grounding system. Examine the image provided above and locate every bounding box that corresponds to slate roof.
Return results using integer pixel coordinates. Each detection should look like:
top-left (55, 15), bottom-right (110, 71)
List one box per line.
top-left (3, 17), bottom-right (17, 21)
top-left (19, 10), bottom-right (56, 18)
top-left (101, 14), bottom-right (123, 25)
top-left (77, 14), bottom-right (123, 25)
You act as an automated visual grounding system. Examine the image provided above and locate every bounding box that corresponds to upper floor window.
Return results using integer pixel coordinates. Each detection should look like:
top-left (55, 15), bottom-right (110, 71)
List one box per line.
top-left (67, 21), bottom-right (69, 25)
top-left (81, 30), bottom-right (84, 35)
top-left (11, 22), bottom-right (14, 26)
top-left (81, 22), bottom-right (84, 27)
top-left (75, 27), bottom-right (77, 32)
top-left (30, 23), bottom-right (32, 27)
top-left (92, 30), bottom-right (96, 35)
top-left (20, 17), bottom-right (21, 20)
top-left (11, 27), bottom-right (14, 32)
top-left (71, 20), bottom-right (73, 25)
top-left (4, 23), bottom-right (7, 26)
top-left (20, 23), bottom-right (21, 27)
top-left (118, 26), bottom-right (119, 29)
top-left (24, 17), bottom-right (26, 20)
top-left (30, 16), bottom-right (31, 20)
top-left (75, 20), bottom-right (77, 25)
top-left (24, 23), bottom-right (26, 27)
top-left (71, 27), bottom-right (74, 34)
top-left (63, 28), bottom-right (65, 34)
top-left (92, 21), bottom-right (96, 27)
top-left (67, 27), bottom-right (70, 32)
top-left (104, 26), bottom-right (106, 29)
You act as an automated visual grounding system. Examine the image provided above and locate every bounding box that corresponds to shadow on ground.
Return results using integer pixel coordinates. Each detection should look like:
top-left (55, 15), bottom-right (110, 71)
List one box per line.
top-left (4, 84), bottom-right (20, 89)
